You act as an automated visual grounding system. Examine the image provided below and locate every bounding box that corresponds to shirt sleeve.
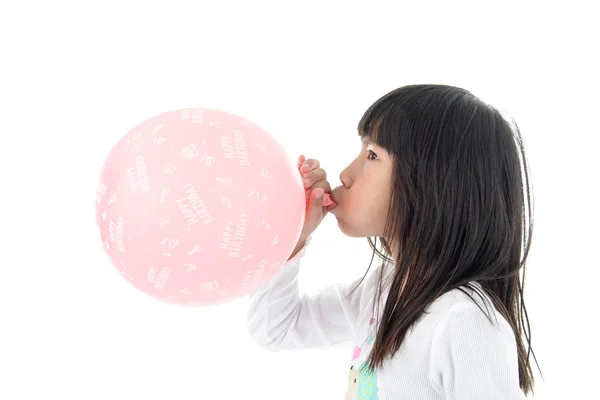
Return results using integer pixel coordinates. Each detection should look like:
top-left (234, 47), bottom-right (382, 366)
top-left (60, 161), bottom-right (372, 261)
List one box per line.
top-left (246, 238), bottom-right (373, 351)
top-left (429, 304), bottom-right (527, 400)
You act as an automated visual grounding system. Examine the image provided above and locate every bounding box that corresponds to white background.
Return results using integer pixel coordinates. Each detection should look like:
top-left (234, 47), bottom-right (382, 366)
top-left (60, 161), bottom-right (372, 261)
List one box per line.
top-left (1, 1), bottom-right (598, 399)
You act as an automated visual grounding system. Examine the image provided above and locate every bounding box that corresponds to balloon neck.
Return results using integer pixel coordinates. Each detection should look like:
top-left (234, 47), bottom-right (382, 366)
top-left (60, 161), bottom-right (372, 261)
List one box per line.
top-left (306, 193), bottom-right (335, 207)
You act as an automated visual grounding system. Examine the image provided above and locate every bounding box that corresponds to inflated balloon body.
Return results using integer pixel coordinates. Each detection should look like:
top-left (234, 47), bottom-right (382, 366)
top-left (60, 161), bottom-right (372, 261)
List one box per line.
top-left (95, 108), bottom-right (312, 307)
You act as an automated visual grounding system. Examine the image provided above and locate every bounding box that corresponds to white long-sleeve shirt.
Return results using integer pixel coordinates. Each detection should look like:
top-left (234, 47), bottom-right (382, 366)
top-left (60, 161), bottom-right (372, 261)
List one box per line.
top-left (247, 240), bottom-right (526, 399)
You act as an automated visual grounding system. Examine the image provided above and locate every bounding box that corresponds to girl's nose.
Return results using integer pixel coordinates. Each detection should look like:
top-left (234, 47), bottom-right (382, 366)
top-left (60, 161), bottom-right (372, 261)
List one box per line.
top-left (340, 168), bottom-right (351, 188)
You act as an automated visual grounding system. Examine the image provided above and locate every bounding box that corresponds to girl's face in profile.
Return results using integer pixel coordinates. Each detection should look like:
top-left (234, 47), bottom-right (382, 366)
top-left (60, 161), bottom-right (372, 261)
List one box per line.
top-left (329, 136), bottom-right (393, 239)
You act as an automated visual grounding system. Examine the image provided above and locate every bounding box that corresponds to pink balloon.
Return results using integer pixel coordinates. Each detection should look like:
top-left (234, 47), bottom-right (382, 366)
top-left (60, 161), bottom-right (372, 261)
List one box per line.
top-left (95, 108), bottom-right (306, 307)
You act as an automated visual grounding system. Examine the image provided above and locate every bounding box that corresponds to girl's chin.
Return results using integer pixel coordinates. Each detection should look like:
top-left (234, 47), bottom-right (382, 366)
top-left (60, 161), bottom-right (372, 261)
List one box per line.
top-left (333, 216), bottom-right (353, 236)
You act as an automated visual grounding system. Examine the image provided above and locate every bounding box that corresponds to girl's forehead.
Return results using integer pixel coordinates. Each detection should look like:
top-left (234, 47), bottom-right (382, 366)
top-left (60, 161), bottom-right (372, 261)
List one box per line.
top-left (361, 135), bottom-right (375, 145)
top-left (361, 135), bottom-right (383, 149)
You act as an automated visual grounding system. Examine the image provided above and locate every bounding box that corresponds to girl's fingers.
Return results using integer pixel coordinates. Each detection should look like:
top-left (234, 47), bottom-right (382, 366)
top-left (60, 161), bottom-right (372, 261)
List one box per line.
top-left (304, 179), bottom-right (332, 199)
top-left (311, 180), bottom-right (332, 194)
top-left (302, 168), bottom-right (327, 188)
top-left (298, 154), bottom-right (306, 169)
top-left (301, 158), bottom-right (320, 174)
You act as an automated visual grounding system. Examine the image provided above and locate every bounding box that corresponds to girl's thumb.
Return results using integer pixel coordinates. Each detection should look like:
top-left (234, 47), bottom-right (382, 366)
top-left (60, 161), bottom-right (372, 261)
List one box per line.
top-left (306, 188), bottom-right (325, 222)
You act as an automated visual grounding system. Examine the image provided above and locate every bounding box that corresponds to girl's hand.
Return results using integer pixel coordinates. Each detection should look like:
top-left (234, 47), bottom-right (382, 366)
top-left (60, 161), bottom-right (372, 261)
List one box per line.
top-left (288, 155), bottom-right (332, 259)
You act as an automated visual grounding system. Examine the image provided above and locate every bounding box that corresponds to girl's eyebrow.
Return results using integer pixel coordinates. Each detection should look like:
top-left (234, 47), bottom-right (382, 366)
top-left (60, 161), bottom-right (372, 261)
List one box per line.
top-left (361, 136), bottom-right (372, 145)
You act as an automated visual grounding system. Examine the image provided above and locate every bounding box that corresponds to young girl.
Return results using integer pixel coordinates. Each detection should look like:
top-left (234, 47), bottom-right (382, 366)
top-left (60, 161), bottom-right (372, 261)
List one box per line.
top-left (247, 84), bottom-right (542, 399)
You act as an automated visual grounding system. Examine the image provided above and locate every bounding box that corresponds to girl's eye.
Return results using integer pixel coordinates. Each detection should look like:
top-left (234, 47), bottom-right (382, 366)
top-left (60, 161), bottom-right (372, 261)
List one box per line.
top-left (367, 149), bottom-right (378, 160)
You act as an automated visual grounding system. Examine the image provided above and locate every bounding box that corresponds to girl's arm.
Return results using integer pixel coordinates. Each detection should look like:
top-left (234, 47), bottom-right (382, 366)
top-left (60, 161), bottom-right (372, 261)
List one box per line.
top-left (247, 238), bottom-right (372, 350)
